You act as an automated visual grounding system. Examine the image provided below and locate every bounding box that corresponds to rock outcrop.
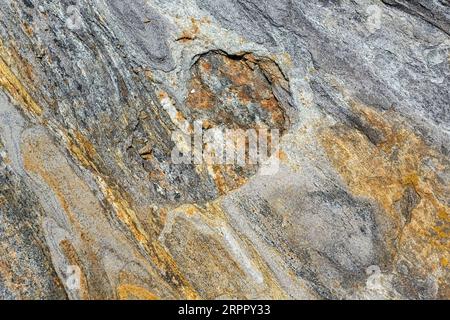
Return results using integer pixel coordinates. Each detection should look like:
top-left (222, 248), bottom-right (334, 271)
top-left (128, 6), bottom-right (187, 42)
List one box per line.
top-left (0, 0), bottom-right (448, 299)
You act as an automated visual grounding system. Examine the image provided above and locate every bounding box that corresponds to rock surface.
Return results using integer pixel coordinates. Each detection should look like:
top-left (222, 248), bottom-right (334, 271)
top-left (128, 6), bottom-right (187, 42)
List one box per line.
top-left (0, 0), bottom-right (448, 299)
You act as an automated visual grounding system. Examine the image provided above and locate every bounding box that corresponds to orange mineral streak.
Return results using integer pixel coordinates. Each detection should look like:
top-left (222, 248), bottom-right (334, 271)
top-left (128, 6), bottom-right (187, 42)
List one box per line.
top-left (68, 130), bottom-right (99, 167)
top-left (65, 131), bottom-right (151, 248)
top-left (0, 40), bottom-right (42, 116)
top-left (59, 134), bottom-right (201, 298)
top-left (277, 149), bottom-right (288, 162)
top-left (186, 52), bottom-right (287, 129)
top-left (22, 22), bottom-right (34, 37)
top-left (117, 284), bottom-right (159, 300)
top-left (218, 56), bottom-right (253, 86)
top-left (22, 133), bottom-right (84, 226)
top-left (186, 76), bottom-right (216, 110)
top-left (176, 17), bottom-right (201, 42)
top-left (24, 131), bottom-right (198, 299)
top-left (212, 164), bottom-right (248, 195)
top-left (185, 51), bottom-right (289, 194)
top-left (96, 176), bottom-right (199, 299)
top-left (319, 102), bottom-right (449, 284)
top-left (260, 97), bottom-right (285, 126)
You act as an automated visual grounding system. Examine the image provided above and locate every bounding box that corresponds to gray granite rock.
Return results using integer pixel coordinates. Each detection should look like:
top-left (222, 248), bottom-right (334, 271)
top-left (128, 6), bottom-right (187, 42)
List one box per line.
top-left (0, 0), bottom-right (448, 299)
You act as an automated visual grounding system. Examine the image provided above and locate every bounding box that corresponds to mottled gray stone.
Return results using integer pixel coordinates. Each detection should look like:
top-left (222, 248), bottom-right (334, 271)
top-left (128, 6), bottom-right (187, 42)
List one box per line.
top-left (0, 0), bottom-right (448, 299)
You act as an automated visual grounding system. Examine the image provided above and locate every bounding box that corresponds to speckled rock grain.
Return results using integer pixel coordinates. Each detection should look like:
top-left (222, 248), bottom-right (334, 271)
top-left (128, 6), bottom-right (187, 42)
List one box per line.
top-left (0, 0), bottom-right (448, 299)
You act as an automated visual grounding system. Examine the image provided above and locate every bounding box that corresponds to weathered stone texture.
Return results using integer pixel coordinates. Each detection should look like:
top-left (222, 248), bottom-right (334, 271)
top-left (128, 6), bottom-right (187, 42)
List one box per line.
top-left (0, 0), bottom-right (448, 299)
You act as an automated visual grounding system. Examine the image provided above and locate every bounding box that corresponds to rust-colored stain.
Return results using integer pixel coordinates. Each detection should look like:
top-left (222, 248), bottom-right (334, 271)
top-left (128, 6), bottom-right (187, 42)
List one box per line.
top-left (277, 149), bottom-right (288, 162)
top-left (185, 51), bottom-right (288, 130)
top-left (186, 77), bottom-right (216, 109)
top-left (0, 39), bottom-right (42, 116)
top-left (183, 51), bottom-right (292, 195)
top-left (22, 133), bottom-right (79, 225)
top-left (63, 127), bottom-right (199, 299)
top-left (22, 22), bottom-right (34, 37)
top-left (176, 17), bottom-right (201, 42)
top-left (23, 130), bottom-right (198, 299)
top-left (319, 101), bottom-right (449, 295)
top-left (117, 284), bottom-right (159, 300)
top-left (66, 129), bottom-right (157, 252)
top-left (149, 241), bottom-right (199, 300)
top-left (73, 131), bottom-right (98, 163)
